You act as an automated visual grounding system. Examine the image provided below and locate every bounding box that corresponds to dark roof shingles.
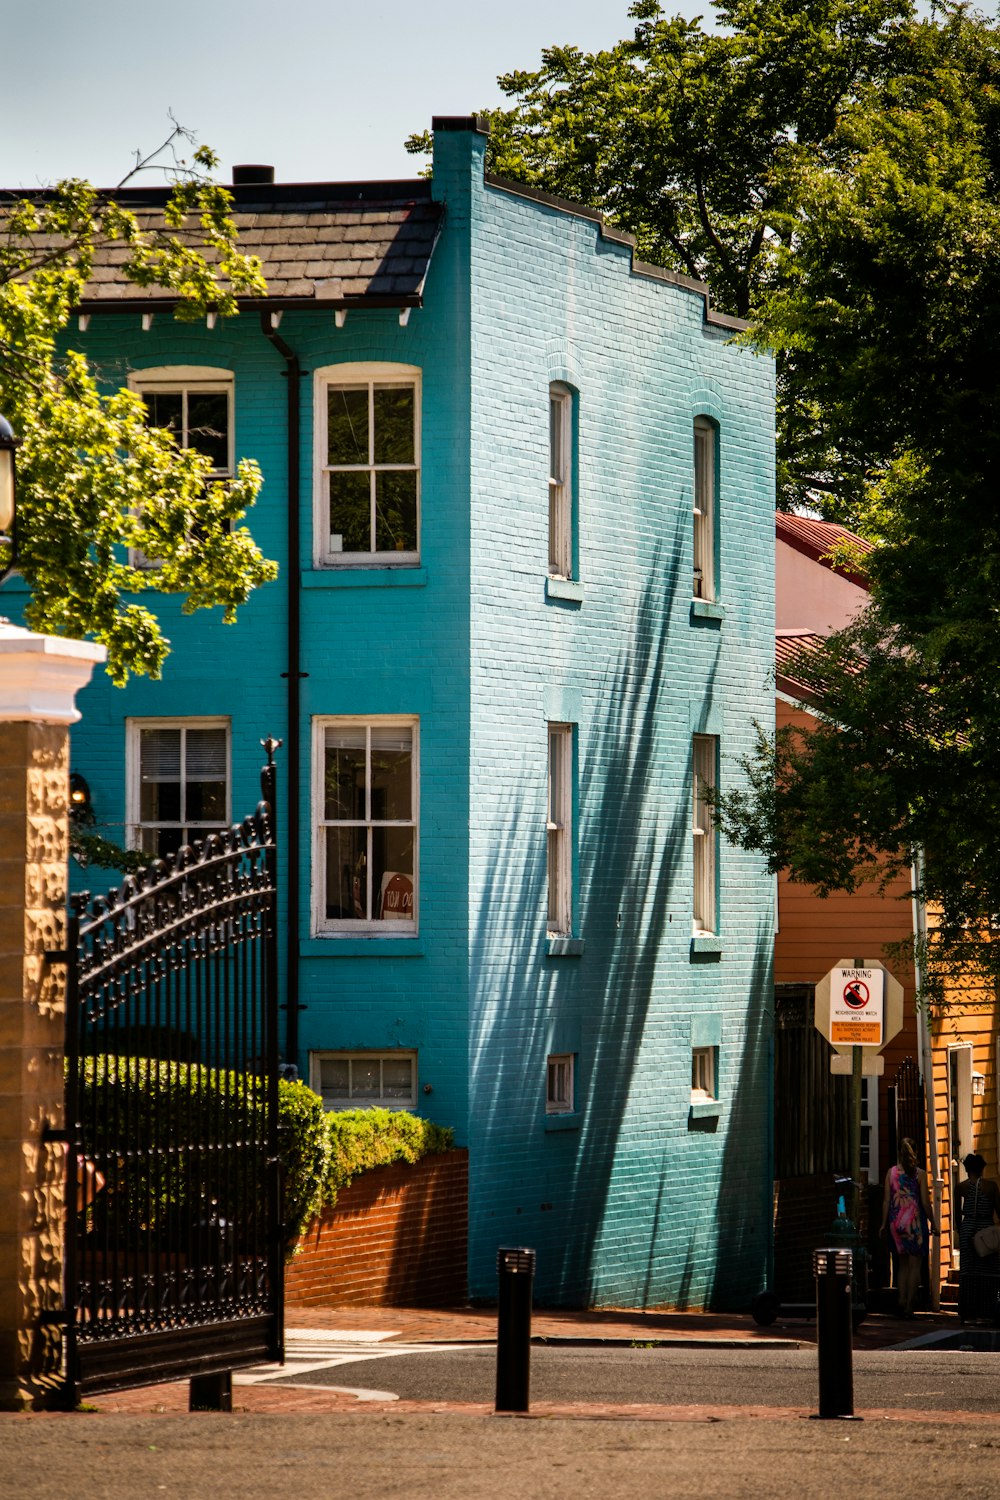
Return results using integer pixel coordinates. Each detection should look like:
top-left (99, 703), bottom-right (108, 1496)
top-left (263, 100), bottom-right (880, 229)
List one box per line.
top-left (73, 196), bottom-right (442, 306)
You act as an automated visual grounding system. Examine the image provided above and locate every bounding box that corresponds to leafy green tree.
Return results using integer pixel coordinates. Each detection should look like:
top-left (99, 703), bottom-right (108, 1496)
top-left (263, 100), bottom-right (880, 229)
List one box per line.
top-left (410, 2), bottom-right (1000, 989)
top-left (1, 126), bottom-right (277, 686)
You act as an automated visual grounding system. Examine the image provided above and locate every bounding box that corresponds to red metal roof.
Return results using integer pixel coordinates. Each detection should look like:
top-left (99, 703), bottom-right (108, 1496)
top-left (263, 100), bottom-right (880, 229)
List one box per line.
top-left (775, 512), bottom-right (872, 587)
top-left (775, 631), bottom-right (826, 701)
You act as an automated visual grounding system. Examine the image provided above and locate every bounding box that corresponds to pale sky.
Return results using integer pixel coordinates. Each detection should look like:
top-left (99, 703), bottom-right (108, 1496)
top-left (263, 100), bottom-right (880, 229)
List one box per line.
top-left (4, 0), bottom-right (709, 189)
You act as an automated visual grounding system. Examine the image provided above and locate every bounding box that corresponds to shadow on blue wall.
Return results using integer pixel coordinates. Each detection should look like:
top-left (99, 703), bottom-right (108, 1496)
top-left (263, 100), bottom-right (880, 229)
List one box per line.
top-left (466, 515), bottom-right (771, 1307)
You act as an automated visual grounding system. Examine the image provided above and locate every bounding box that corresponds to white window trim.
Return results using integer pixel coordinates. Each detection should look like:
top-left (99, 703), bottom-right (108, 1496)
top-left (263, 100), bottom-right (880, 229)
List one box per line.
top-left (548, 383), bottom-right (573, 580)
top-left (693, 416), bottom-right (716, 601)
top-left (547, 723), bottom-right (573, 937)
top-left (126, 716), bottom-right (231, 854)
top-left (312, 715), bottom-right (419, 937)
top-left (546, 1053), bottom-right (575, 1114)
top-left (309, 1050), bottom-right (418, 1112)
top-left (691, 1045), bottom-right (717, 1103)
top-left (692, 734), bottom-right (718, 935)
top-left (313, 361), bottom-right (421, 568)
top-left (129, 366), bottom-right (235, 475)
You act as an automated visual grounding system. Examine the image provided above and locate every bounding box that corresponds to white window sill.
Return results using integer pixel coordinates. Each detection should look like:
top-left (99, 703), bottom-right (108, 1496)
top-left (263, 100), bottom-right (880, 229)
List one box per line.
top-left (690, 934), bottom-right (723, 957)
top-left (689, 1098), bottom-right (722, 1121)
top-left (545, 1111), bottom-right (581, 1132)
top-left (690, 599), bottom-right (725, 622)
top-left (301, 937), bottom-right (426, 957)
top-left (547, 935), bottom-right (585, 957)
top-left (303, 567), bottom-right (427, 589)
top-left (545, 577), bottom-right (584, 604)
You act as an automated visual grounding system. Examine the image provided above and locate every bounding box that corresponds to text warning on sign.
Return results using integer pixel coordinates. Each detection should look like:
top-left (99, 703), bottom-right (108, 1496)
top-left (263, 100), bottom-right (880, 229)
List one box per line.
top-left (830, 967), bottom-right (885, 1045)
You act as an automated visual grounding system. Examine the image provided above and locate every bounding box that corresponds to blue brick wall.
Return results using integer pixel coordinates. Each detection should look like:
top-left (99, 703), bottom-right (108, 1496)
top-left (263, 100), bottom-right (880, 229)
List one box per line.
top-left (11, 122), bottom-right (775, 1311)
top-left (458, 129), bottom-right (776, 1308)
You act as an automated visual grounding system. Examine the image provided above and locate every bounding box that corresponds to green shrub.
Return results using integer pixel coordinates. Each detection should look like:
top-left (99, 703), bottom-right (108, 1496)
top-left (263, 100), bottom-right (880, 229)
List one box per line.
top-left (77, 1059), bottom-right (453, 1258)
top-left (324, 1107), bottom-right (453, 1208)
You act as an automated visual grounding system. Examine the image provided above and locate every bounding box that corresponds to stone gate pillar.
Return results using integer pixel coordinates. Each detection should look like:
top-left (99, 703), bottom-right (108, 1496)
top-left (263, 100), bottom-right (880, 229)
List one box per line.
top-left (0, 623), bottom-right (104, 1409)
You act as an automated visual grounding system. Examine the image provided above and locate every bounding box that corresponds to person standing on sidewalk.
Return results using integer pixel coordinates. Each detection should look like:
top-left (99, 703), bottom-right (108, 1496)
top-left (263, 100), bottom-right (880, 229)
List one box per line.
top-left (880, 1137), bottom-right (936, 1318)
top-left (957, 1152), bottom-right (1000, 1322)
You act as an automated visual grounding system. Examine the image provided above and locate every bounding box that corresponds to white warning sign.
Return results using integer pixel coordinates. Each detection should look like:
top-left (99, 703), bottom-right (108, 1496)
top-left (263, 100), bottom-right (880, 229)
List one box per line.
top-left (829, 966), bottom-right (885, 1046)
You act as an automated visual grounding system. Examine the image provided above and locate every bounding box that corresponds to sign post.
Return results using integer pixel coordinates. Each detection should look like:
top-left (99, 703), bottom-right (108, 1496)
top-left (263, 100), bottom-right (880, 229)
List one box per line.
top-left (815, 959), bottom-right (904, 1228)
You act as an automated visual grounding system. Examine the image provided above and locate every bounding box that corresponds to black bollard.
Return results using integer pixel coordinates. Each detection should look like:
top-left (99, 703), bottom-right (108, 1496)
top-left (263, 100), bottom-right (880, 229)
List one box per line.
top-left (495, 1246), bottom-right (536, 1413)
top-left (189, 1370), bottom-right (233, 1412)
top-left (811, 1247), bottom-right (860, 1421)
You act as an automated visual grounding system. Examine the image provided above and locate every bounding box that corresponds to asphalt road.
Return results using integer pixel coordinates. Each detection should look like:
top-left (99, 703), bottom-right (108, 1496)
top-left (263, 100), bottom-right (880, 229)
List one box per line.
top-left (272, 1344), bottom-right (1000, 1414)
top-left (6, 1411), bottom-right (1000, 1500)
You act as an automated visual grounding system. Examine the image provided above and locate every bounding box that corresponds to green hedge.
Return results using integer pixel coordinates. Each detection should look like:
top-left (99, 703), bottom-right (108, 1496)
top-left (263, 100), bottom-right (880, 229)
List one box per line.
top-left (78, 1058), bottom-right (453, 1257)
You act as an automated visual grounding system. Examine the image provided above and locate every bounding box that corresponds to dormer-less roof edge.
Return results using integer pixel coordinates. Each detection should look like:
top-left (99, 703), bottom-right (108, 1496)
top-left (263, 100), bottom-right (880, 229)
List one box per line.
top-left (483, 172), bottom-right (749, 333)
top-left (75, 291), bottom-right (427, 315)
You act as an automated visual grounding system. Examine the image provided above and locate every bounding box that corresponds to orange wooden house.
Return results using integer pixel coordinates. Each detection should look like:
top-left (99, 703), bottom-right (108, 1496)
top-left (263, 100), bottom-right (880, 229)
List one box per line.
top-left (771, 513), bottom-right (938, 1304)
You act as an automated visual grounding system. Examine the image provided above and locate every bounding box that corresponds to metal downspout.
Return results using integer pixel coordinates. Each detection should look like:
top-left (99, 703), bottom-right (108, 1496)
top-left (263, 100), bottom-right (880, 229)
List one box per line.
top-left (261, 314), bottom-right (304, 1069)
top-left (911, 849), bottom-right (942, 1309)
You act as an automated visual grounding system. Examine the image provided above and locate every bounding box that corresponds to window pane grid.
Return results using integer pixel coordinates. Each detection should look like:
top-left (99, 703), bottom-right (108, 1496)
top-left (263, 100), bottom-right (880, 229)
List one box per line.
top-left (693, 418), bottom-right (715, 600)
top-left (133, 721), bottom-right (229, 859)
top-left (324, 379), bottom-right (418, 558)
top-left (548, 386), bottom-right (572, 578)
top-left (314, 1052), bottom-right (416, 1111)
top-left (319, 720), bottom-right (417, 929)
top-left (692, 734), bottom-right (717, 934)
top-left (547, 725), bottom-right (573, 936)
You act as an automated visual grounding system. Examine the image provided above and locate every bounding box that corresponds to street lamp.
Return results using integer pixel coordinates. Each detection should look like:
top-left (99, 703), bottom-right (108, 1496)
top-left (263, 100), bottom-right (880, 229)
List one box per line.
top-left (0, 414), bottom-right (19, 584)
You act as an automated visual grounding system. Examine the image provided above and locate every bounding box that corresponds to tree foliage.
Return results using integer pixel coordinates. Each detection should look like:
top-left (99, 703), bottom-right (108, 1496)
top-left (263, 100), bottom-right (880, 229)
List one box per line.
top-left (410, 2), bottom-right (1000, 991)
top-left (0, 126), bottom-right (277, 684)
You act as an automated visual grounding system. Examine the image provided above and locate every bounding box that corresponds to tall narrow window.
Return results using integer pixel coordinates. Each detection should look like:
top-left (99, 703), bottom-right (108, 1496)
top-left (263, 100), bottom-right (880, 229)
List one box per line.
top-left (128, 719), bottom-right (229, 858)
top-left (548, 384), bottom-right (573, 578)
top-left (546, 1054), bottom-right (575, 1114)
top-left (692, 734), bottom-right (718, 934)
top-left (693, 417), bottom-right (716, 600)
top-left (316, 717), bottom-right (417, 933)
top-left (691, 1046), bottom-right (717, 1102)
top-left (318, 365), bottom-right (420, 564)
top-left (547, 724), bottom-right (573, 935)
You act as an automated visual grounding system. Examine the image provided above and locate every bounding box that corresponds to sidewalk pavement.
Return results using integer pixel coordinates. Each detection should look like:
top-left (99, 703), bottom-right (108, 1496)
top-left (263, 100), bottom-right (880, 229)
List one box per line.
top-left (282, 1300), bottom-right (955, 1352)
top-left (63, 1302), bottom-right (961, 1418)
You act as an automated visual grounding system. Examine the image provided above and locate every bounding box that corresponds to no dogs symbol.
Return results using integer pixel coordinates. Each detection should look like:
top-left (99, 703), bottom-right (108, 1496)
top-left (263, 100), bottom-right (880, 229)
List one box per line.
top-left (843, 979), bottom-right (870, 1010)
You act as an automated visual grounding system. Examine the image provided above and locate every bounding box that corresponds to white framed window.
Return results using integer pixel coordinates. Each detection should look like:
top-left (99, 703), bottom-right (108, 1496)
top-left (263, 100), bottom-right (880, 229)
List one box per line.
top-left (692, 734), bottom-right (718, 935)
top-left (693, 417), bottom-right (717, 600)
top-left (546, 1053), bottom-right (575, 1114)
top-left (547, 724), bottom-right (574, 936)
top-left (310, 1051), bottom-right (417, 1111)
top-left (129, 366), bottom-right (234, 569)
top-left (314, 362), bottom-right (420, 566)
top-left (691, 1046), bottom-right (717, 1102)
top-left (314, 717), bottom-right (418, 935)
top-left (127, 718), bottom-right (230, 858)
top-left (548, 383), bottom-right (574, 579)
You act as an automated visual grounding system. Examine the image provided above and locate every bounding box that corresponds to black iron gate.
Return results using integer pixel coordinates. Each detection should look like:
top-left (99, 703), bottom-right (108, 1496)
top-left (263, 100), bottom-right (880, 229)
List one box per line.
top-left (53, 746), bottom-right (283, 1402)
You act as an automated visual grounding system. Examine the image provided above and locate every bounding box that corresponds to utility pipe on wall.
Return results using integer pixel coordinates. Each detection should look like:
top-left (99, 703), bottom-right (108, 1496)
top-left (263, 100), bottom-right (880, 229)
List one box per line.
top-left (261, 314), bottom-right (305, 1069)
top-left (911, 850), bottom-right (942, 1310)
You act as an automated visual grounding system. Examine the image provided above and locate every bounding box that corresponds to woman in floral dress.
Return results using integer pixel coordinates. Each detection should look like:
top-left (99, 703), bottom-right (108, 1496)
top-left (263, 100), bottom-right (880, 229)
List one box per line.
top-left (880, 1137), bottom-right (936, 1318)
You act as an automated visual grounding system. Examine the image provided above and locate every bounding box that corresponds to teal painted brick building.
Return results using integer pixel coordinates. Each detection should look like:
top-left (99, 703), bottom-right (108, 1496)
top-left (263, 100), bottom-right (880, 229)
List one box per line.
top-left (8, 117), bottom-right (775, 1308)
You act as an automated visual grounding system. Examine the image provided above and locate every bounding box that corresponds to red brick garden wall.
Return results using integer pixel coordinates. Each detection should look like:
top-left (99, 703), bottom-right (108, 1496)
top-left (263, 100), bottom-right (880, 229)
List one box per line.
top-left (285, 1148), bottom-right (468, 1307)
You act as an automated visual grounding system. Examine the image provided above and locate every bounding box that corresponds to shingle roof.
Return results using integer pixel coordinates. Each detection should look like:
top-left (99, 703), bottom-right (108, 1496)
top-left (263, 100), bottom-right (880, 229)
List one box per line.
top-left (17, 181), bottom-right (443, 311)
top-left (775, 511), bottom-right (872, 587)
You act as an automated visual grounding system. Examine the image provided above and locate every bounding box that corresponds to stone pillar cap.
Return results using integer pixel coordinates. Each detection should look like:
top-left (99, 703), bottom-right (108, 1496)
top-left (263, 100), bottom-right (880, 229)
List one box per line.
top-left (0, 622), bottom-right (106, 724)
